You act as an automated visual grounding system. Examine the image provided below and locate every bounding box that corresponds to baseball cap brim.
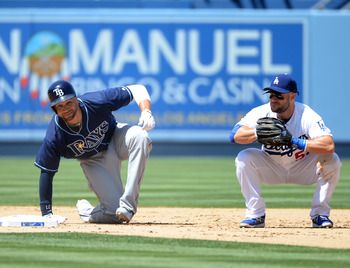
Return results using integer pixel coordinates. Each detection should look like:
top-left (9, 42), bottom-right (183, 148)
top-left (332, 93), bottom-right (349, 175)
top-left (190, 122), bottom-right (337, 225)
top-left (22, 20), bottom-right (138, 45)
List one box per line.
top-left (263, 86), bottom-right (291, 94)
top-left (50, 94), bottom-right (76, 107)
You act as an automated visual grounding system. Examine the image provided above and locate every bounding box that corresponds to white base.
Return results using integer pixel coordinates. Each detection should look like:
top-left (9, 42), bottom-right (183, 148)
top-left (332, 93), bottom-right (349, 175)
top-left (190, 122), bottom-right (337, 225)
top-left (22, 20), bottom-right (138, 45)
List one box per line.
top-left (0, 215), bottom-right (60, 227)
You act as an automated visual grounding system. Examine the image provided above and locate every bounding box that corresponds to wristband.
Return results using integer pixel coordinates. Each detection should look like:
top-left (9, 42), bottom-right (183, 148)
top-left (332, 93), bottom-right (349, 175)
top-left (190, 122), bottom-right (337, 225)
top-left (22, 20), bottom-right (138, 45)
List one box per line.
top-left (291, 137), bottom-right (307, 151)
top-left (253, 128), bottom-right (258, 140)
top-left (127, 84), bottom-right (151, 105)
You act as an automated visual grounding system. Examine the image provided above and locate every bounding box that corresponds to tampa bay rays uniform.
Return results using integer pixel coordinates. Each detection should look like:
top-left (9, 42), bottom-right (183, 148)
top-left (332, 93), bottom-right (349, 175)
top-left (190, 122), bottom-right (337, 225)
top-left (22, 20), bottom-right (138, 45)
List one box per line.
top-left (231, 102), bottom-right (341, 219)
top-left (35, 86), bottom-right (152, 223)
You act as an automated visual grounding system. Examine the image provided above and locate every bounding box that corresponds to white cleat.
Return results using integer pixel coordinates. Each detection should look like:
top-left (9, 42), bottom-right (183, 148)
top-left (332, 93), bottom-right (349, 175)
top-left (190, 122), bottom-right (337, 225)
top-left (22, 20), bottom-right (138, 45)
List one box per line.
top-left (76, 199), bottom-right (94, 222)
top-left (116, 207), bottom-right (134, 223)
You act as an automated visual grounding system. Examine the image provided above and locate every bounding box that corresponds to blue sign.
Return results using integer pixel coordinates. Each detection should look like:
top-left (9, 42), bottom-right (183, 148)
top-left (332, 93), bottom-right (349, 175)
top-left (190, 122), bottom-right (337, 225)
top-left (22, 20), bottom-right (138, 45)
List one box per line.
top-left (0, 11), bottom-right (305, 141)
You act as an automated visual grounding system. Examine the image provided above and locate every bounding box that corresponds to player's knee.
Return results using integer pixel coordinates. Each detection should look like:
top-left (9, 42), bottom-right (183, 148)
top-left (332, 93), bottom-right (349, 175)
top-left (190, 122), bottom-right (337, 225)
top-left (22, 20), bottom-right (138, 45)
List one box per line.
top-left (325, 153), bottom-right (341, 170)
top-left (321, 153), bottom-right (341, 183)
top-left (136, 128), bottom-right (152, 145)
top-left (330, 153), bottom-right (341, 174)
top-left (333, 153), bottom-right (341, 168)
top-left (127, 126), bottom-right (152, 153)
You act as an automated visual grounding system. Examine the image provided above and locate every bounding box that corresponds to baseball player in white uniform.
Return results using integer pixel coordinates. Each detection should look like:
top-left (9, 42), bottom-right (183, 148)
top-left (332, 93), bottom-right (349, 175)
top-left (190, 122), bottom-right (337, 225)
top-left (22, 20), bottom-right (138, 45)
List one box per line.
top-left (230, 74), bottom-right (341, 228)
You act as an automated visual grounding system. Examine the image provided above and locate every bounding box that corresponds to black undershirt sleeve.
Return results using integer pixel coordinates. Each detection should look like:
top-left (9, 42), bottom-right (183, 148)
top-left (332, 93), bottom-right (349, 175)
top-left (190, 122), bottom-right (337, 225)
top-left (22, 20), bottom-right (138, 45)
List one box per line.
top-left (39, 170), bottom-right (55, 216)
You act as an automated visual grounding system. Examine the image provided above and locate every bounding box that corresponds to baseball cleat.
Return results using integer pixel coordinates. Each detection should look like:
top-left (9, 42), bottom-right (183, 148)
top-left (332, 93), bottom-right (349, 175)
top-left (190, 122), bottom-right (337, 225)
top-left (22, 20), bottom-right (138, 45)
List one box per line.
top-left (116, 207), bottom-right (134, 223)
top-left (76, 199), bottom-right (94, 222)
top-left (312, 215), bottom-right (333, 228)
top-left (240, 215), bottom-right (265, 228)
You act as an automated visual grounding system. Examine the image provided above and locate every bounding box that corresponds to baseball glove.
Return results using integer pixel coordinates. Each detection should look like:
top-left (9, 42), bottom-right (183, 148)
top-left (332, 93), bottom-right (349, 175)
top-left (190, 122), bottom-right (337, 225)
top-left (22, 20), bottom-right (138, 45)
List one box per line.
top-left (256, 117), bottom-right (292, 146)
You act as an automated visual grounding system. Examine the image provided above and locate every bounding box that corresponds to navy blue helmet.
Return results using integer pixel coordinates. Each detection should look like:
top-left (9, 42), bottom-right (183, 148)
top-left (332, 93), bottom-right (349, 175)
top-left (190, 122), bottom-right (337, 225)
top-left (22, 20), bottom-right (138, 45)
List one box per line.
top-left (48, 80), bottom-right (76, 107)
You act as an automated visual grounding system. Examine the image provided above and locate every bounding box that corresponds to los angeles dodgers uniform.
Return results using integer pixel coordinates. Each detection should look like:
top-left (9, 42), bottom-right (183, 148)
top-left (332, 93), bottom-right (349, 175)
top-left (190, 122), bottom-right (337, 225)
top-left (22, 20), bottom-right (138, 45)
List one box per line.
top-left (35, 86), bottom-right (152, 223)
top-left (233, 102), bottom-right (341, 219)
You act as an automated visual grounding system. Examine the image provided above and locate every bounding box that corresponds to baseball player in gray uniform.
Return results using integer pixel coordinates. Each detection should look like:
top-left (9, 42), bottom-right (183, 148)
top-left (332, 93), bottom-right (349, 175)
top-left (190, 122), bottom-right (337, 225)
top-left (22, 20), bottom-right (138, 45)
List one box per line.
top-left (35, 80), bottom-right (155, 224)
top-left (230, 74), bottom-right (341, 228)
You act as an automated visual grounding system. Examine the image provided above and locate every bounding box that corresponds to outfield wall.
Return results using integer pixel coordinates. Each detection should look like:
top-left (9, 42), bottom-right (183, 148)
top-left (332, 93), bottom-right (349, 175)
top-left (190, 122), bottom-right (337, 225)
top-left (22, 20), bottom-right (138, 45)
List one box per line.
top-left (1, 141), bottom-right (350, 158)
top-left (0, 9), bottom-right (349, 142)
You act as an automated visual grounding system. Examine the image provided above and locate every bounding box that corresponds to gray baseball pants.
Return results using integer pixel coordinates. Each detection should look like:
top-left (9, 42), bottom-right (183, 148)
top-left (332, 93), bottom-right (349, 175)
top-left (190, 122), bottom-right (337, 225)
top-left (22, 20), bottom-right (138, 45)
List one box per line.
top-left (79, 123), bottom-right (152, 223)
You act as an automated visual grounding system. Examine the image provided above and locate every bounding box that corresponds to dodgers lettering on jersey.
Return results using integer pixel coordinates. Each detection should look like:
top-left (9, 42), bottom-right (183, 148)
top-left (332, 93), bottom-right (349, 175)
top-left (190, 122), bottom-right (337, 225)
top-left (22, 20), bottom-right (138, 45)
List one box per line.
top-left (263, 134), bottom-right (308, 158)
top-left (34, 86), bottom-right (133, 172)
top-left (232, 102), bottom-right (332, 168)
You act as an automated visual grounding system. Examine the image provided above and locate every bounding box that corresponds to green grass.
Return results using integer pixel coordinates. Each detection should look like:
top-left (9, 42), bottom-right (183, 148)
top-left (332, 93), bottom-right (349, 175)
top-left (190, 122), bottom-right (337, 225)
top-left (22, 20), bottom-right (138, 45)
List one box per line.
top-left (0, 156), bottom-right (349, 208)
top-left (0, 233), bottom-right (349, 268)
top-left (0, 157), bottom-right (349, 267)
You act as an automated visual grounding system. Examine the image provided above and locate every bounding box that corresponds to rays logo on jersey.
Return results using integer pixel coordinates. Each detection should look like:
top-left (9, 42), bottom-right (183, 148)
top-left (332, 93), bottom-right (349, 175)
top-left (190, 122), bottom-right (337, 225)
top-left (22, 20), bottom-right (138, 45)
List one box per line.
top-left (67, 121), bottom-right (109, 157)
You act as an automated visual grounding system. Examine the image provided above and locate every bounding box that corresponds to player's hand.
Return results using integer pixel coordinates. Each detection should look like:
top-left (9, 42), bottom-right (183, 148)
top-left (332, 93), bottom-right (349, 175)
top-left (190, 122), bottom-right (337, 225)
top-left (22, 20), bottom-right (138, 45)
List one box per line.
top-left (138, 110), bottom-right (155, 131)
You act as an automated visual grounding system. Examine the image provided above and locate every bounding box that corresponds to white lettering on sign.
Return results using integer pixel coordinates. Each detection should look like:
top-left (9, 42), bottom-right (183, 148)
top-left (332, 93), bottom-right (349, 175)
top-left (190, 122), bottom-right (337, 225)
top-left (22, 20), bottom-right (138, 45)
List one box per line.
top-left (70, 29), bottom-right (113, 74)
top-left (0, 28), bottom-right (293, 76)
top-left (66, 28), bottom-right (292, 75)
top-left (189, 29), bottom-right (224, 75)
top-left (69, 76), bottom-right (268, 106)
top-left (0, 29), bottom-right (20, 74)
top-left (112, 29), bottom-right (148, 74)
top-left (150, 29), bottom-right (186, 74)
top-left (261, 31), bottom-right (291, 73)
top-left (0, 78), bottom-right (20, 102)
top-left (227, 29), bottom-right (260, 74)
top-left (0, 27), bottom-right (293, 104)
top-left (188, 77), bottom-right (266, 105)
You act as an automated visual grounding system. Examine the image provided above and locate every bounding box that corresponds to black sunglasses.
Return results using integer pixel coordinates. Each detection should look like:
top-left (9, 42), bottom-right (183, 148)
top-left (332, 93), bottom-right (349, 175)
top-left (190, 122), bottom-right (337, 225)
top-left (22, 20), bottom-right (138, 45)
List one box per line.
top-left (269, 91), bottom-right (285, 100)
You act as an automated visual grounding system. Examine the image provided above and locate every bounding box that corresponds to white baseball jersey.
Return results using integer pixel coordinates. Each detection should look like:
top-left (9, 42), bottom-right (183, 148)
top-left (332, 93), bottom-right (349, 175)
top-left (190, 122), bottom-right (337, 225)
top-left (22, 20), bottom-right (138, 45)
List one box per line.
top-left (236, 102), bottom-right (332, 169)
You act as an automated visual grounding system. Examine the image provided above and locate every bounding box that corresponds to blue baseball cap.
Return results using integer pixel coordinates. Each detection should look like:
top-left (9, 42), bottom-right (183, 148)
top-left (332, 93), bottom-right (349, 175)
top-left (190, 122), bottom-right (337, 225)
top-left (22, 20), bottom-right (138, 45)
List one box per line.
top-left (263, 74), bottom-right (298, 94)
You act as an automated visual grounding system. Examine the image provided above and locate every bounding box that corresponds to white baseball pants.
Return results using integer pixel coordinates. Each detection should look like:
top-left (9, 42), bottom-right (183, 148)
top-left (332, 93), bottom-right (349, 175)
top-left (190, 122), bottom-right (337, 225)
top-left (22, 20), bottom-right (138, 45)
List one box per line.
top-left (235, 148), bottom-right (341, 219)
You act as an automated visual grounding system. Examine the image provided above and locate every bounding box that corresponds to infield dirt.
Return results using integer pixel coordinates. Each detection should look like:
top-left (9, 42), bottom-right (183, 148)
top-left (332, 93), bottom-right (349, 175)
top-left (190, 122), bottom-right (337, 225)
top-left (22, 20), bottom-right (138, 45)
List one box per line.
top-left (1, 206), bottom-right (349, 249)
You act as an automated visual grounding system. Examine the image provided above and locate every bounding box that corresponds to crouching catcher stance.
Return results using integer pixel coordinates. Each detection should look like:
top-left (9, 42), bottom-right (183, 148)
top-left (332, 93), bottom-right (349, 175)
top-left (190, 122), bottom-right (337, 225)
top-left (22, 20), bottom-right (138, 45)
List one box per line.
top-left (35, 80), bottom-right (155, 224)
top-left (230, 74), bottom-right (341, 228)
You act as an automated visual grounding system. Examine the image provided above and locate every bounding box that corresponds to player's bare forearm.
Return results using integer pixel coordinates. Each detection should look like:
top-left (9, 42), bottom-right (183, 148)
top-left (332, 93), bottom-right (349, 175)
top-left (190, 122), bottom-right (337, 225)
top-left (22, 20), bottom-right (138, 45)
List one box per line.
top-left (127, 84), bottom-right (151, 112)
top-left (234, 126), bottom-right (257, 144)
top-left (305, 135), bottom-right (335, 154)
top-left (138, 99), bottom-right (152, 112)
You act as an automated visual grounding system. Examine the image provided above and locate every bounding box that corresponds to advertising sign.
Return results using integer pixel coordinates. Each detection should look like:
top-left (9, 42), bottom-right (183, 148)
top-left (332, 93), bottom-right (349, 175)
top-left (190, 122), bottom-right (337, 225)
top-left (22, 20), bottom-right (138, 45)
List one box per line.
top-left (0, 11), bottom-right (306, 141)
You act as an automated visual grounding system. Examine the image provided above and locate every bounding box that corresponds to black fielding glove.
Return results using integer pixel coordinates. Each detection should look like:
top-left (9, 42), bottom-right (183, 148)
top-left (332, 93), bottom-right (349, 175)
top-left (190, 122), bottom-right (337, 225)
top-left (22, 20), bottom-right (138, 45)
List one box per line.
top-left (256, 117), bottom-right (292, 146)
